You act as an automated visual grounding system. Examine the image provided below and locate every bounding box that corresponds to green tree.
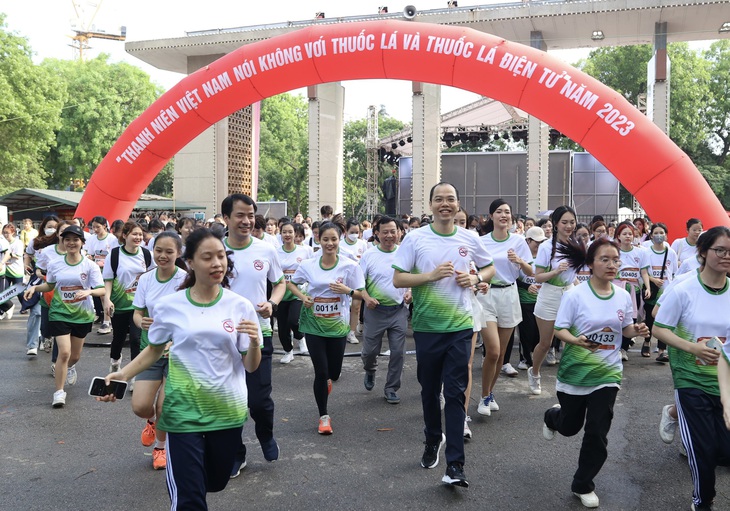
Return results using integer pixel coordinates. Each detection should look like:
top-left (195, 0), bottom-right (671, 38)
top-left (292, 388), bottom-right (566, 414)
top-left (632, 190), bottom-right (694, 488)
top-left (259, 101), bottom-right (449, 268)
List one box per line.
top-left (704, 40), bottom-right (730, 166)
top-left (258, 93), bottom-right (309, 215)
top-left (0, 15), bottom-right (66, 195)
top-left (41, 54), bottom-right (162, 189)
top-left (342, 115), bottom-right (405, 218)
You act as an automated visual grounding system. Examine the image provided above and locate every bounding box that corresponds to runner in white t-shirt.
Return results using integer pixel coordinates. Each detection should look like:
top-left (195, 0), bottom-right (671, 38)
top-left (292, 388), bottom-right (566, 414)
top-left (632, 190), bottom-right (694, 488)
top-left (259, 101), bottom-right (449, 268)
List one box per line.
top-left (288, 221), bottom-right (365, 435)
top-left (87, 216), bottom-right (118, 334)
top-left (222, 194), bottom-right (285, 471)
top-left (543, 238), bottom-right (649, 509)
top-left (654, 226), bottom-right (730, 511)
top-left (340, 218), bottom-right (369, 344)
top-left (671, 218), bottom-right (702, 266)
top-left (98, 228), bottom-right (262, 510)
top-left (643, 222), bottom-right (678, 362)
top-left (25, 225), bottom-right (105, 408)
top-left (131, 232), bottom-right (187, 471)
top-left (476, 200), bottom-right (533, 417)
top-left (275, 222), bottom-right (314, 362)
top-left (529, 206), bottom-right (581, 395)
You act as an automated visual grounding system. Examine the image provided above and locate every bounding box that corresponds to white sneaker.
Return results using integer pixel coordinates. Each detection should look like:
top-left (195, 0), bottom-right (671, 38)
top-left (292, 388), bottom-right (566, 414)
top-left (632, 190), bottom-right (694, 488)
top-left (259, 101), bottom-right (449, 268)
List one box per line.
top-left (298, 338), bottom-right (309, 355)
top-left (98, 322), bottom-right (112, 335)
top-left (280, 351), bottom-right (294, 364)
top-left (659, 404), bottom-right (678, 444)
top-left (477, 396), bottom-right (492, 416)
top-left (27, 348), bottom-right (38, 356)
top-left (546, 348), bottom-right (557, 366)
top-left (463, 416), bottom-right (473, 440)
top-left (620, 349), bottom-right (629, 361)
top-left (528, 367), bottom-right (542, 395)
top-left (543, 404), bottom-right (561, 440)
top-left (517, 360), bottom-right (529, 370)
top-left (573, 491), bottom-right (600, 508)
top-left (489, 393), bottom-right (499, 411)
top-left (380, 349), bottom-right (391, 356)
top-left (501, 363), bottom-right (518, 376)
top-left (356, 322), bottom-right (364, 334)
top-left (52, 390), bottom-right (66, 408)
top-left (346, 331), bottom-right (359, 344)
top-left (5, 304), bottom-right (15, 320)
top-left (66, 365), bottom-right (77, 386)
top-left (110, 357), bottom-right (121, 373)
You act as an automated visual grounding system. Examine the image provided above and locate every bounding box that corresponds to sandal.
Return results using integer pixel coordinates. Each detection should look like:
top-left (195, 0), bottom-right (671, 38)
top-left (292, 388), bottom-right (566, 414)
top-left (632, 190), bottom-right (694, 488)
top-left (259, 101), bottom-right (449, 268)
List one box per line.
top-left (657, 353), bottom-right (669, 363)
top-left (641, 342), bottom-right (651, 357)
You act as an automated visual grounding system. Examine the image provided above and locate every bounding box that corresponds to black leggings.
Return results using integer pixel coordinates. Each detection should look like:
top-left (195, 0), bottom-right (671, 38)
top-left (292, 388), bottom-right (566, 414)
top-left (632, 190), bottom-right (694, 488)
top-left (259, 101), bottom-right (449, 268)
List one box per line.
top-left (644, 300), bottom-right (665, 350)
top-left (306, 333), bottom-right (346, 417)
top-left (110, 310), bottom-right (141, 361)
top-left (518, 302), bottom-right (538, 365)
top-left (621, 290), bottom-right (641, 351)
top-left (276, 300), bottom-right (303, 352)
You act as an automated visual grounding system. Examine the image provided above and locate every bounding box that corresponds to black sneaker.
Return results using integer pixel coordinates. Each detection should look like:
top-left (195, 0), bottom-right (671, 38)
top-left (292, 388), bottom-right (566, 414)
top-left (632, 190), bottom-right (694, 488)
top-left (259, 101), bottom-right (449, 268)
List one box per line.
top-left (230, 444), bottom-right (247, 478)
top-left (364, 372), bottom-right (375, 391)
top-left (261, 437), bottom-right (279, 462)
top-left (442, 462), bottom-right (469, 488)
top-left (421, 433), bottom-right (445, 469)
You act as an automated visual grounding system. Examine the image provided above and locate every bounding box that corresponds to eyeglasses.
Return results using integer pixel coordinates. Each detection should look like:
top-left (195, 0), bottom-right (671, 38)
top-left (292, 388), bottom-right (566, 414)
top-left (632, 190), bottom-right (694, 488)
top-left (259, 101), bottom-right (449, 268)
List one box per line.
top-left (596, 257), bottom-right (622, 267)
top-left (708, 247), bottom-right (730, 258)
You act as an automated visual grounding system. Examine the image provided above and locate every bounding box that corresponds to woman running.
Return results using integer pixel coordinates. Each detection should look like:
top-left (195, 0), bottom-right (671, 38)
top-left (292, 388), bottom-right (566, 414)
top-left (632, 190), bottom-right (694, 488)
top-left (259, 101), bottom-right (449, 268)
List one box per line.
top-left (477, 199), bottom-right (533, 415)
top-left (543, 238), bottom-right (649, 509)
top-left (22, 216), bottom-right (59, 356)
top-left (654, 226), bottom-right (730, 511)
top-left (287, 222), bottom-right (365, 435)
top-left (528, 206), bottom-right (580, 395)
top-left (516, 227), bottom-right (547, 370)
top-left (671, 218), bottom-right (703, 266)
top-left (0, 224), bottom-right (27, 318)
top-left (276, 221), bottom-right (314, 363)
top-left (24, 225), bottom-right (105, 407)
top-left (643, 223), bottom-right (678, 362)
top-left (103, 221), bottom-right (155, 380)
top-left (614, 222), bottom-right (651, 360)
top-left (131, 232), bottom-right (187, 471)
top-left (87, 216), bottom-right (118, 334)
top-left (99, 228), bottom-right (262, 510)
top-left (340, 218), bottom-right (368, 344)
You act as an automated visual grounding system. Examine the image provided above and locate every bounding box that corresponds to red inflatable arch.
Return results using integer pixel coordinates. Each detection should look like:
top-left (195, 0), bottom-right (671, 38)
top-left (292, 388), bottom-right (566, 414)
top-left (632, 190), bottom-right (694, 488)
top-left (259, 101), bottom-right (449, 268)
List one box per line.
top-left (76, 20), bottom-right (728, 235)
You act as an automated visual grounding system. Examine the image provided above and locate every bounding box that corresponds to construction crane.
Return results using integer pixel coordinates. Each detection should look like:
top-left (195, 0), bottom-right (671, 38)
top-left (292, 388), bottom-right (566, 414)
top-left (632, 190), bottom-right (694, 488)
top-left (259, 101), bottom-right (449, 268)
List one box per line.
top-left (364, 105), bottom-right (380, 221)
top-left (69, 0), bottom-right (126, 61)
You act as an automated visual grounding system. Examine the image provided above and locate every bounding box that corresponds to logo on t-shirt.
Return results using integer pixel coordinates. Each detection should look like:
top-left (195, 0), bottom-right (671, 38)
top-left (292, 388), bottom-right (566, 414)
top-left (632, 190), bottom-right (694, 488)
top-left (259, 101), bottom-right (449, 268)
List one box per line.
top-left (80, 272), bottom-right (88, 281)
top-left (617, 309), bottom-right (625, 322)
top-left (253, 260), bottom-right (265, 271)
top-left (222, 319), bottom-right (234, 333)
top-left (296, 257), bottom-right (302, 263)
top-left (336, 277), bottom-right (344, 284)
top-left (458, 247), bottom-right (468, 257)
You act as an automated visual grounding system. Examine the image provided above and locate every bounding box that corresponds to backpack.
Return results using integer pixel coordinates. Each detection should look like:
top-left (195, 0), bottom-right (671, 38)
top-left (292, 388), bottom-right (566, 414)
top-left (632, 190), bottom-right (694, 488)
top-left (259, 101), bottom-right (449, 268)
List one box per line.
top-left (109, 246), bottom-right (153, 279)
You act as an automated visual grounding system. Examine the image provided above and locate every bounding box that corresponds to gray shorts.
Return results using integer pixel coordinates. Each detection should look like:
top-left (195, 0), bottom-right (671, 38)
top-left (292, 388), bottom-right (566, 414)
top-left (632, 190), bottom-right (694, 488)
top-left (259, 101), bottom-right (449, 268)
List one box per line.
top-left (136, 356), bottom-right (168, 381)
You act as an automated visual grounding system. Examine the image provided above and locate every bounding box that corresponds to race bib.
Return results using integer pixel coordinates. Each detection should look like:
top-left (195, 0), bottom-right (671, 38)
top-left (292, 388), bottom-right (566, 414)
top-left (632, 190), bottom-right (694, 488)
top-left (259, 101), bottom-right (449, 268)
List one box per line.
top-left (651, 266), bottom-right (666, 279)
top-left (576, 271), bottom-right (591, 283)
top-left (584, 327), bottom-right (618, 349)
top-left (313, 297), bottom-right (341, 318)
top-left (696, 336), bottom-right (726, 366)
top-left (127, 274), bottom-right (142, 294)
top-left (619, 267), bottom-right (639, 284)
top-left (283, 269), bottom-right (296, 282)
top-left (94, 250), bottom-right (108, 266)
top-left (60, 285), bottom-right (84, 304)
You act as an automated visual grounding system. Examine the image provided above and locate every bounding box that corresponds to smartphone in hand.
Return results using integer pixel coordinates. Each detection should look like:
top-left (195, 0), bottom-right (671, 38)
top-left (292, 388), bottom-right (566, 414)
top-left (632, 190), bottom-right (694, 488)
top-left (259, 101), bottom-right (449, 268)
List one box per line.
top-left (88, 377), bottom-right (127, 399)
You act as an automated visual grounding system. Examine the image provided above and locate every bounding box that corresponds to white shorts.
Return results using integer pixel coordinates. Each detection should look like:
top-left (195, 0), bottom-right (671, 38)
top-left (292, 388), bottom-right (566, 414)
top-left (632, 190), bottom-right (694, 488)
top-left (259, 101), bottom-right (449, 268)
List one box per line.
top-left (476, 284), bottom-right (522, 329)
top-left (469, 293), bottom-right (483, 333)
top-left (534, 282), bottom-right (574, 322)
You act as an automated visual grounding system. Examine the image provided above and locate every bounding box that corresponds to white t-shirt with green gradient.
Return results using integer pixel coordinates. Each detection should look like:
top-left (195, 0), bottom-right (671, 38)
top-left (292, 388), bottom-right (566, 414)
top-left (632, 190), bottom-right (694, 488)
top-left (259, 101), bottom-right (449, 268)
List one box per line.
top-left (360, 245), bottom-right (405, 306)
top-left (554, 281), bottom-right (633, 392)
top-left (102, 247), bottom-right (155, 311)
top-left (655, 273), bottom-right (730, 396)
top-left (47, 256), bottom-right (104, 324)
top-left (147, 288), bottom-right (262, 433)
top-left (291, 255), bottom-right (365, 338)
top-left (392, 225), bottom-right (493, 333)
top-left (132, 267), bottom-right (187, 351)
top-left (480, 232), bottom-right (532, 285)
top-left (535, 238), bottom-right (580, 287)
top-left (276, 244), bottom-right (314, 302)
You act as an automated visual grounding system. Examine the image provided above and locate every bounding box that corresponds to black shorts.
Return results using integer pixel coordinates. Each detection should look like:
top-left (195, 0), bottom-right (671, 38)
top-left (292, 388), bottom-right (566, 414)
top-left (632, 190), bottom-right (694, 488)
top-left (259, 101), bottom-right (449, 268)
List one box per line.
top-left (48, 321), bottom-right (93, 339)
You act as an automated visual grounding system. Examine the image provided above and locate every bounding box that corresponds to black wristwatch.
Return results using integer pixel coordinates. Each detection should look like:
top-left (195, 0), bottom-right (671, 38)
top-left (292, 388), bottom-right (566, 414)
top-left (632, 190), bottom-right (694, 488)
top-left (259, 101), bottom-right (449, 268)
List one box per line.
top-left (268, 300), bottom-right (278, 312)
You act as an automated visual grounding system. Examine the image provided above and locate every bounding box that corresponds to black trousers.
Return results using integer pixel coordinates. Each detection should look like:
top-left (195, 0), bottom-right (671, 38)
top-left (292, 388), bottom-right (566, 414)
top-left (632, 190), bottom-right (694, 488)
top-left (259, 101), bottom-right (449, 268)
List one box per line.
top-left (676, 388), bottom-right (730, 509)
top-left (167, 426), bottom-right (243, 510)
top-left (276, 300), bottom-right (303, 352)
top-left (110, 310), bottom-right (141, 361)
top-left (245, 334), bottom-right (275, 443)
top-left (544, 386), bottom-right (618, 494)
top-left (306, 333), bottom-right (346, 417)
top-left (644, 300), bottom-right (665, 350)
top-left (518, 302), bottom-right (538, 365)
top-left (415, 328), bottom-right (471, 465)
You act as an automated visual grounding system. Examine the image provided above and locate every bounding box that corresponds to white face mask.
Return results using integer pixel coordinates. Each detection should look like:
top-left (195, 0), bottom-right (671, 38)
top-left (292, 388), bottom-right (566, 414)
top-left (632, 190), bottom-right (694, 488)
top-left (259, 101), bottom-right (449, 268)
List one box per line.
top-left (44, 228), bottom-right (56, 236)
top-left (347, 233), bottom-right (359, 242)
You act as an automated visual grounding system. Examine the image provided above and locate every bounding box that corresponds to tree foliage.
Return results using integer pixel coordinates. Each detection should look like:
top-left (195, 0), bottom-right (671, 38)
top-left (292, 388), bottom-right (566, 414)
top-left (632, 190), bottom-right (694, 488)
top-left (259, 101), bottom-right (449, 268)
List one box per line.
top-left (0, 15), bottom-right (66, 195)
top-left (258, 93), bottom-right (309, 216)
top-left (41, 54), bottom-right (162, 189)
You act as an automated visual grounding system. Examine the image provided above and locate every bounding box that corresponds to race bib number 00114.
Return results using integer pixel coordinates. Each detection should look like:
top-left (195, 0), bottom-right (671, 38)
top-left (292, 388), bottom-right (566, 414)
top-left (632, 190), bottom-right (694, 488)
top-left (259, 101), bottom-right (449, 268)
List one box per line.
top-left (313, 297), bottom-right (341, 318)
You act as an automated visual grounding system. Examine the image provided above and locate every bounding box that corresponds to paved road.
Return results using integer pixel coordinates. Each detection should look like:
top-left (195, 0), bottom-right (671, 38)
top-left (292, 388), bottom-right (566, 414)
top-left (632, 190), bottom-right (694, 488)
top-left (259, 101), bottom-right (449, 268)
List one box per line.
top-left (1, 314), bottom-right (728, 511)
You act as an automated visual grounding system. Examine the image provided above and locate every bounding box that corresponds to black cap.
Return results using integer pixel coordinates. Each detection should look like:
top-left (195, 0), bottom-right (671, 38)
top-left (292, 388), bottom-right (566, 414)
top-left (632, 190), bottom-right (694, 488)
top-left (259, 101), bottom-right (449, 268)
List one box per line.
top-left (59, 225), bottom-right (86, 242)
